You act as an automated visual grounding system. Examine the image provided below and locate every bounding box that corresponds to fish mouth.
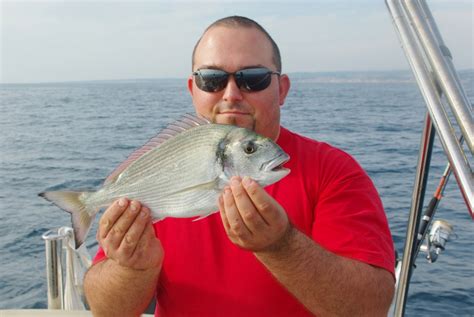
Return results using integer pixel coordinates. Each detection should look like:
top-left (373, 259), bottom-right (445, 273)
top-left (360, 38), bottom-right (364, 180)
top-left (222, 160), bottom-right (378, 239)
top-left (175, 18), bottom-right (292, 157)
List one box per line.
top-left (262, 153), bottom-right (290, 172)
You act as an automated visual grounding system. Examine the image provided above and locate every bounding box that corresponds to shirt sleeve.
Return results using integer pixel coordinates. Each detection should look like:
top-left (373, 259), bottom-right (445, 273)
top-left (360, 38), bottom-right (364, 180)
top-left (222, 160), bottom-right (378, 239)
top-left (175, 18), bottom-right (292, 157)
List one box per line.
top-left (312, 147), bottom-right (395, 276)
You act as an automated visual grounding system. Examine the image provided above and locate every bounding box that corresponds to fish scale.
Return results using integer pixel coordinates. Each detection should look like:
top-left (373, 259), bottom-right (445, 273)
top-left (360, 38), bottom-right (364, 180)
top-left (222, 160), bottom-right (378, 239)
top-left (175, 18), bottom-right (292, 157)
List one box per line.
top-left (114, 125), bottom-right (228, 187)
top-left (105, 132), bottom-right (224, 197)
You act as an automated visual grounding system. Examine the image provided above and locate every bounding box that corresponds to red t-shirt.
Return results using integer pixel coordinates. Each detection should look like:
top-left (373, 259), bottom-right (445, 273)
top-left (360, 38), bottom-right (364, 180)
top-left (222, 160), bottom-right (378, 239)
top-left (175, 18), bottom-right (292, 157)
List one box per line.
top-left (93, 126), bottom-right (395, 316)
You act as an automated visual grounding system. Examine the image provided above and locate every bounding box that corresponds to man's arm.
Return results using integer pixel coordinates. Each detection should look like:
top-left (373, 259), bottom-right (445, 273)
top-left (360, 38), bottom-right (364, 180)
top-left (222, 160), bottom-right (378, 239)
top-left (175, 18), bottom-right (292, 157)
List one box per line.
top-left (219, 177), bottom-right (394, 316)
top-left (255, 228), bottom-right (394, 316)
top-left (84, 199), bottom-right (164, 317)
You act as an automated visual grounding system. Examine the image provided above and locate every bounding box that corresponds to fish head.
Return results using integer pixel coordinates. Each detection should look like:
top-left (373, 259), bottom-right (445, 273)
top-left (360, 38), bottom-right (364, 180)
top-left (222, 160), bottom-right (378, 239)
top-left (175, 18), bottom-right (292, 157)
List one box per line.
top-left (222, 128), bottom-right (290, 186)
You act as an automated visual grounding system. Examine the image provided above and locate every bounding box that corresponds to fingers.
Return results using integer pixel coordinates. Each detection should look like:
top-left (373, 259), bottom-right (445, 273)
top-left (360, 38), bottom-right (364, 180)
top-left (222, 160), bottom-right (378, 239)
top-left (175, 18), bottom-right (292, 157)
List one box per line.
top-left (222, 186), bottom-right (251, 238)
top-left (229, 177), bottom-right (268, 232)
top-left (97, 199), bottom-right (164, 270)
top-left (241, 176), bottom-right (281, 225)
top-left (99, 198), bottom-right (129, 239)
top-left (129, 219), bottom-right (156, 260)
top-left (102, 199), bottom-right (143, 250)
top-left (219, 176), bottom-right (290, 252)
top-left (220, 177), bottom-right (268, 243)
top-left (242, 176), bottom-right (290, 245)
top-left (118, 206), bottom-right (151, 258)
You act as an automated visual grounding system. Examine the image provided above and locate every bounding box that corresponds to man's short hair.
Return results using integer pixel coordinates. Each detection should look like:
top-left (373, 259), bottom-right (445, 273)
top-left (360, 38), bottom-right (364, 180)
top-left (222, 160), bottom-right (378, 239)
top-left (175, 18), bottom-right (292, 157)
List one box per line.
top-left (192, 16), bottom-right (282, 72)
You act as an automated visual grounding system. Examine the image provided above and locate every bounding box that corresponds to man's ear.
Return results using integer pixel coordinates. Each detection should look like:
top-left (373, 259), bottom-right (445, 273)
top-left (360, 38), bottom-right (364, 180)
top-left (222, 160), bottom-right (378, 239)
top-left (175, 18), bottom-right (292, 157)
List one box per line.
top-left (187, 75), bottom-right (194, 96)
top-left (278, 74), bottom-right (291, 106)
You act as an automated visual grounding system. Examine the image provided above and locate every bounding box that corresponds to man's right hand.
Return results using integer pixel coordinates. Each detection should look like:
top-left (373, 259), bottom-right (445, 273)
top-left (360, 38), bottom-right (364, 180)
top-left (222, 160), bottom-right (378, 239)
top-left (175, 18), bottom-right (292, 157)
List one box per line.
top-left (97, 198), bottom-right (164, 271)
top-left (85, 198), bottom-right (163, 316)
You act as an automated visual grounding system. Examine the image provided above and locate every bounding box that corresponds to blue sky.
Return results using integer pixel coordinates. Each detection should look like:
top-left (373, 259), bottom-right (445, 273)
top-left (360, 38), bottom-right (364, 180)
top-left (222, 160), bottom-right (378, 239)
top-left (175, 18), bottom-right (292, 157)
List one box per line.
top-left (1, 0), bottom-right (472, 83)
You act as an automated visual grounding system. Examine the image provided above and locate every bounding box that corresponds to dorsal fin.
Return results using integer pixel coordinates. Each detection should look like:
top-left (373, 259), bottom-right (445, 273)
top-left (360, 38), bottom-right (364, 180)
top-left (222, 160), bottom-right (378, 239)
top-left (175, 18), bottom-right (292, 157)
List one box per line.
top-left (104, 113), bottom-right (211, 185)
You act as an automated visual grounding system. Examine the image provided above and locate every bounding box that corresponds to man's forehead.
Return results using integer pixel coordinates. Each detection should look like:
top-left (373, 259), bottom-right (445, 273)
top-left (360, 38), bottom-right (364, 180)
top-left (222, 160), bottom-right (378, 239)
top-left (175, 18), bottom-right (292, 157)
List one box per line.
top-left (194, 26), bottom-right (274, 67)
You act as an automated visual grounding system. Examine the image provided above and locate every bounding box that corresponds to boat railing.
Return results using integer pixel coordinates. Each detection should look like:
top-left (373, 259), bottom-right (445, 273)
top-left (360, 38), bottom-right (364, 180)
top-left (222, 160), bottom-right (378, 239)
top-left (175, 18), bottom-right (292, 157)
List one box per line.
top-left (42, 227), bottom-right (91, 310)
top-left (385, 0), bottom-right (473, 316)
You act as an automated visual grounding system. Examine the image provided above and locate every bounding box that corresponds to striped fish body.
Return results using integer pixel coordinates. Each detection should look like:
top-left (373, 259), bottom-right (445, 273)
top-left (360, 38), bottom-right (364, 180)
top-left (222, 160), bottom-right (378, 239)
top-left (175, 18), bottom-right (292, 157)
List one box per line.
top-left (86, 124), bottom-right (233, 219)
top-left (39, 115), bottom-right (290, 247)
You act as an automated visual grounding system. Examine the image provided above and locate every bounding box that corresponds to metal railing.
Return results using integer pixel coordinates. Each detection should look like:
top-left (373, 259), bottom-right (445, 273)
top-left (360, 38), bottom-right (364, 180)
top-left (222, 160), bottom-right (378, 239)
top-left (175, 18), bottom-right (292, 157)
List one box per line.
top-left (42, 227), bottom-right (91, 310)
top-left (385, 0), bottom-right (473, 315)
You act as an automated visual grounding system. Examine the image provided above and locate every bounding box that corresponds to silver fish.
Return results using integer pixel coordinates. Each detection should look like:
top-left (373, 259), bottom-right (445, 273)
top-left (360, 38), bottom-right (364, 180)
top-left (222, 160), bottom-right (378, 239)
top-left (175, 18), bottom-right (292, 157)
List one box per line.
top-left (39, 114), bottom-right (290, 248)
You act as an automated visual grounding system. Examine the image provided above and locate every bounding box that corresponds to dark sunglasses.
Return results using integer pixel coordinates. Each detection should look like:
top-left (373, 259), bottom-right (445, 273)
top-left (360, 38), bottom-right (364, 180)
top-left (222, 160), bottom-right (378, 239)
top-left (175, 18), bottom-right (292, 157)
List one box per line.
top-left (192, 67), bottom-right (280, 93)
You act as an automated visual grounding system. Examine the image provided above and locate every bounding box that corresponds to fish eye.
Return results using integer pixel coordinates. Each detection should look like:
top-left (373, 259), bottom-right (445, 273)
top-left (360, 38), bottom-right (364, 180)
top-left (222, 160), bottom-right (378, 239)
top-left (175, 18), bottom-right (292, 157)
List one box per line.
top-left (243, 141), bottom-right (257, 154)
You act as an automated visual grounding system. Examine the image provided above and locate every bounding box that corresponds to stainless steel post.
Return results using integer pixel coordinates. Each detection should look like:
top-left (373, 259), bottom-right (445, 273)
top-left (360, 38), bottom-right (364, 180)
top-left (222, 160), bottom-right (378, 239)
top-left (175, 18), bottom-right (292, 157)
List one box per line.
top-left (386, 0), bottom-right (473, 314)
top-left (386, 0), bottom-right (473, 215)
top-left (404, 0), bottom-right (474, 154)
top-left (394, 114), bottom-right (435, 316)
top-left (42, 228), bottom-right (69, 309)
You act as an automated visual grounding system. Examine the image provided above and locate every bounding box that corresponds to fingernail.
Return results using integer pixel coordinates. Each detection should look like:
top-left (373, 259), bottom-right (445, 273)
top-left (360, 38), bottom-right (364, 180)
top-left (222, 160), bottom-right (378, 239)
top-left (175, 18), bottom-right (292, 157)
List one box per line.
top-left (231, 178), bottom-right (240, 187)
top-left (130, 202), bottom-right (138, 212)
top-left (242, 176), bottom-right (252, 187)
top-left (141, 210), bottom-right (148, 218)
top-left (118, 198), bottom-right (127, 207)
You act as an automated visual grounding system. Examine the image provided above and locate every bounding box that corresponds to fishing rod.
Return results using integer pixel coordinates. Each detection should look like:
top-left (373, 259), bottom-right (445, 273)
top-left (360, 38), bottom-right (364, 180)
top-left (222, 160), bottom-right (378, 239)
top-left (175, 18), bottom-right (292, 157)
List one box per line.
top-left (412, 134), bottom-right (465, 266)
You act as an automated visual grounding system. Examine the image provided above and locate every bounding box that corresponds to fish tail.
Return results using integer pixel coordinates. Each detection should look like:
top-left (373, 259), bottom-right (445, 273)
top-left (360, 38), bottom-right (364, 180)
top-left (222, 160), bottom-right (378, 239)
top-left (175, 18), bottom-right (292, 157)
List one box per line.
top-left (39, 191), bottom-right (97, 248)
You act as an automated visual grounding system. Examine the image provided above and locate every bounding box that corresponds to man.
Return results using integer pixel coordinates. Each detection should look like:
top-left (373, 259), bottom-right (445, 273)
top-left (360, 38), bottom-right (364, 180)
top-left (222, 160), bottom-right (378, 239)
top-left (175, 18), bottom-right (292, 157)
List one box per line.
top-left (84, 16), bottom-right (395, 316)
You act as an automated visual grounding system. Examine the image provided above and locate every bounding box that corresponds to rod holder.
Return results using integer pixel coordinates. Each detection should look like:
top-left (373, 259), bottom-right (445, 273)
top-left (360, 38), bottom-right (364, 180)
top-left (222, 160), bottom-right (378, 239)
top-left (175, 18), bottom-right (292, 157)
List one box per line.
top-left (42, 228), bottom-right (69, 309)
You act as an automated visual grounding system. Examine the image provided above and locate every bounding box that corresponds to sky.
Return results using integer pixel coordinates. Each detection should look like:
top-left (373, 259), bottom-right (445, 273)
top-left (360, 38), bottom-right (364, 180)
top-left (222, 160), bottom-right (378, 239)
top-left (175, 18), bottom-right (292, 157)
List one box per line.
top-left (0, 0), bottom-right (472, 84)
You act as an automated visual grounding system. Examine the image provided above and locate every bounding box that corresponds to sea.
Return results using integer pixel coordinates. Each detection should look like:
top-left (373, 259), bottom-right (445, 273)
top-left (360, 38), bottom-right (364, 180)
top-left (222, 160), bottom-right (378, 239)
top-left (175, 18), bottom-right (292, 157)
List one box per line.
top-left (0, 70), bottom-right (473, 316)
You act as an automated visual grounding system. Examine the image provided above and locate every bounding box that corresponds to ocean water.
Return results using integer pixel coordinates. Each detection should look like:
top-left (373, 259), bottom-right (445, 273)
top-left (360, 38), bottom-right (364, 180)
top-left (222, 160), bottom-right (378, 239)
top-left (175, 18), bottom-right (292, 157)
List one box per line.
top-left (0, 70), bottom-right (473, 316)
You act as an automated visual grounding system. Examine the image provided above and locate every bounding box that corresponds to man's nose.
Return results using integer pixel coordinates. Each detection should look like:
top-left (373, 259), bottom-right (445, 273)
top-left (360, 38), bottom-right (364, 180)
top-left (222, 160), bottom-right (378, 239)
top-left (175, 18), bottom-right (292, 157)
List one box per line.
top-left (222, 75), bottom-right (243, 102)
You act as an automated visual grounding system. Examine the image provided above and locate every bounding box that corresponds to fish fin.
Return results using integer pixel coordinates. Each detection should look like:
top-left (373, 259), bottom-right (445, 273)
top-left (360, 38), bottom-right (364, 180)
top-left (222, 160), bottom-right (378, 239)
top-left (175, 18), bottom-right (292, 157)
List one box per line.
top-left (104, 113), bottom-right (211, 185)
top-left (39, 191), bottom-right (96, 249)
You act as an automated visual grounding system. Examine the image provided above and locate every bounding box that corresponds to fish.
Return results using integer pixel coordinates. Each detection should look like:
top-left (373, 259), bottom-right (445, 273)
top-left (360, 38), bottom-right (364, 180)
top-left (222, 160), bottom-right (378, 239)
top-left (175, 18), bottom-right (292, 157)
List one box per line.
top-left (39, 114), bottom-right (290, 248)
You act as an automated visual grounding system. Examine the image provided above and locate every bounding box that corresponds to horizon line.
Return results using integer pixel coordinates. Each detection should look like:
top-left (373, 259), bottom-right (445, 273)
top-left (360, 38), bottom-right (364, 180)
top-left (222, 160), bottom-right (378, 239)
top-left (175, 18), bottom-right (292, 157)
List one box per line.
top-left (1, 68), bottom-right (473, 85)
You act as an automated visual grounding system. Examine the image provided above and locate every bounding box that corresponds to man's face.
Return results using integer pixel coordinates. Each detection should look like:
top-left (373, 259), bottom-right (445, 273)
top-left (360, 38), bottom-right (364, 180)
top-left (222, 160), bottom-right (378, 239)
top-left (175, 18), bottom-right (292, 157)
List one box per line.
top-left (188, 26), bottom-right (290, 141)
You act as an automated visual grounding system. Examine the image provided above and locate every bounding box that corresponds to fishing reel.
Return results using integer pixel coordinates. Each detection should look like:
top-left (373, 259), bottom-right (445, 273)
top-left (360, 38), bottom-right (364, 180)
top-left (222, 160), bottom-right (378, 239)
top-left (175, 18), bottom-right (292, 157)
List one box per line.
top-left (419, 219), bottom-right (454, 263)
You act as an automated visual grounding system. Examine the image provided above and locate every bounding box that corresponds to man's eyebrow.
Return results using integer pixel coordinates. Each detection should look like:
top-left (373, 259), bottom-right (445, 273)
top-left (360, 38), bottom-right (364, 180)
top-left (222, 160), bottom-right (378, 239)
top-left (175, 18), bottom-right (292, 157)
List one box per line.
top-left (239, 64), bottom-right (267, 69)
top-left (196, 65), bottom-right (221, 70)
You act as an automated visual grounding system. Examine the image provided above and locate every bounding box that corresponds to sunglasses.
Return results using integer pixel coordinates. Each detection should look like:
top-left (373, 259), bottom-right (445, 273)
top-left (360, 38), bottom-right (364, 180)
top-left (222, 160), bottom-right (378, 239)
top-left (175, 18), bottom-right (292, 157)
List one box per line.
top-left (192, 67), bottom-right (280, 93)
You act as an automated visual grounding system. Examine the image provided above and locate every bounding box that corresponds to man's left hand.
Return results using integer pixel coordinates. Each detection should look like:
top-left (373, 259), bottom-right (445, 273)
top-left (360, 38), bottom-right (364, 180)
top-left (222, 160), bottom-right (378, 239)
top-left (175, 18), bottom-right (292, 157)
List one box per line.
top-left (218, 176), bottom-right (291, 252)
